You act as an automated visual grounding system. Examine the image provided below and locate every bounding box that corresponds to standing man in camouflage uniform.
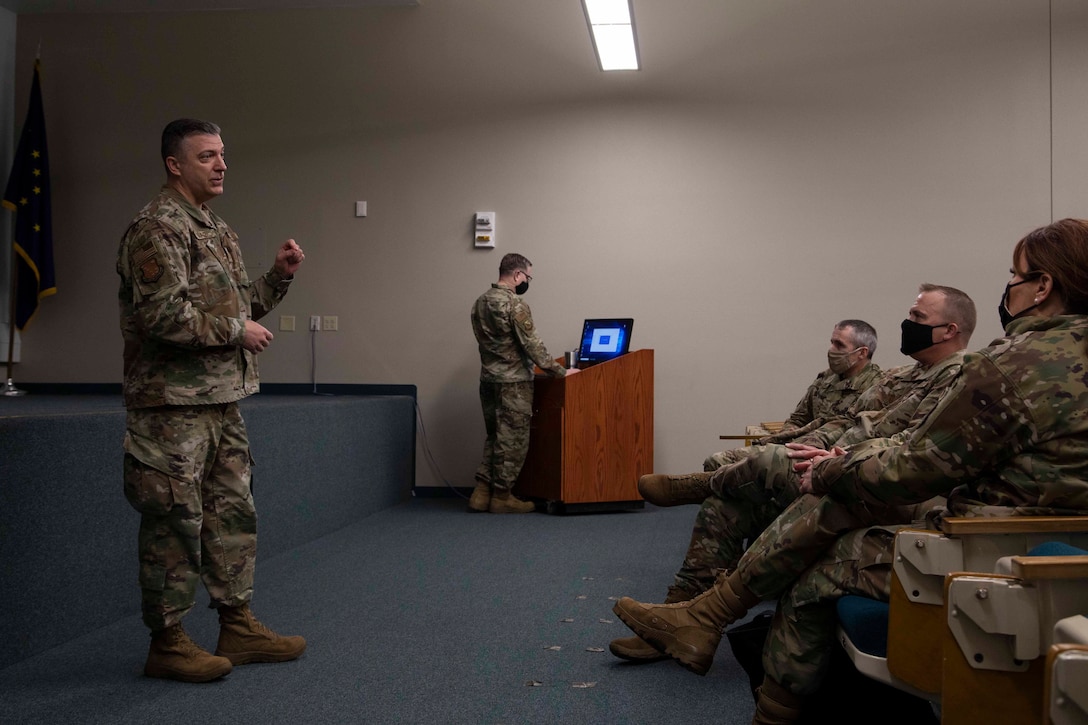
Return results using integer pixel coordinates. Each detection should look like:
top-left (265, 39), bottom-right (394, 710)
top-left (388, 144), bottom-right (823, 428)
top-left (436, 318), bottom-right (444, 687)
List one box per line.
top-left (118, 119), bottom-right (306, 683)
top-left (470, 253), bottom-right (579, 513)
top-left (699, 319), bottom-right (882, 472)
top-left (611, 220), bottom-right (1088, 723)
top-left (610, 284), bottom-right (973, 662)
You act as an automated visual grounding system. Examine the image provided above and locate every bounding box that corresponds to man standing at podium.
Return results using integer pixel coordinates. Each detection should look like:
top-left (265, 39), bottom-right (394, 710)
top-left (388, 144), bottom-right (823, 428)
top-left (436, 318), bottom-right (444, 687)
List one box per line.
top-left (470, 253), bottom-right (579, 513)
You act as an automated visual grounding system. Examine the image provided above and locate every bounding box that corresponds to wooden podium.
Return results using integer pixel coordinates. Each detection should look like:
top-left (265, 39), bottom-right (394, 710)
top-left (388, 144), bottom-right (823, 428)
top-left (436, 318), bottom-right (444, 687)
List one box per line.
top-left (516, 348), bottom-right (653, 513)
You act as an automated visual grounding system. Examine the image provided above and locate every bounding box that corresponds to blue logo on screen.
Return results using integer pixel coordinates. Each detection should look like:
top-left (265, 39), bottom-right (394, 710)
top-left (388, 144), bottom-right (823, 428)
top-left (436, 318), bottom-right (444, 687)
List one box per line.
top-left (590, 328), bottom-right (622, 353)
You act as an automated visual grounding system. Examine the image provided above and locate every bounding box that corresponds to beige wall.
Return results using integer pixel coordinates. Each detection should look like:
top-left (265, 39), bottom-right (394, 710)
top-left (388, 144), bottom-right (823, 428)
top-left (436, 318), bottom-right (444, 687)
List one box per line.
top-left (7, 0), bottom-right (1087, 487)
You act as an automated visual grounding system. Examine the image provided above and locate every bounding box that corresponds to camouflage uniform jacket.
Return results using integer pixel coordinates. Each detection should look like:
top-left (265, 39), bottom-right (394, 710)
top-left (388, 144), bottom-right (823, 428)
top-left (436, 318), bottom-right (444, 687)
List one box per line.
top-left (117, 187), bottom-right (292, 409)
top-left (800, 352), bottom-right (965, 450)
top-left (784, 362), bottom-right (883, 429)
top-left (812, 315), bottom-right (1088, 517)
top-left (471, 284), bottom-right (566, 382)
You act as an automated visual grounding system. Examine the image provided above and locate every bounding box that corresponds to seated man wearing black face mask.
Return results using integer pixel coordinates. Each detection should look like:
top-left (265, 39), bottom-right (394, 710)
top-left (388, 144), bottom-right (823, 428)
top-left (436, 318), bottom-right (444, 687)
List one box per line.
top-left (610, 283), bottom-right (975, 662)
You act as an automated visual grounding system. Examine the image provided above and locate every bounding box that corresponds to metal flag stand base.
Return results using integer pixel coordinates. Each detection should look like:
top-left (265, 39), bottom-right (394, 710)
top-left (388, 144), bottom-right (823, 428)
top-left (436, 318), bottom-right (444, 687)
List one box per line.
top-left (3, 377), bottom-right (27, 396)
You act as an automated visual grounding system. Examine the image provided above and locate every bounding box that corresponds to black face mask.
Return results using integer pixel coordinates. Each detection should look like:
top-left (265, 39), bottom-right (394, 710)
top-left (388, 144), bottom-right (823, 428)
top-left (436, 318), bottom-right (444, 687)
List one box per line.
top-left (515, 280), bottom-right (529, 295)
top-left (998, 277), bottom-right (1040, 331)
top-left (900, 318), bottom-right (949, 356)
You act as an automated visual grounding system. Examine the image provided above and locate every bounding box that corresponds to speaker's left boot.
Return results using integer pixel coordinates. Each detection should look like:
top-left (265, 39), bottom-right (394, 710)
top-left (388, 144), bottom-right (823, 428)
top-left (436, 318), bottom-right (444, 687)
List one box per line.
top-left (214, 604), bottom-right (306, 665)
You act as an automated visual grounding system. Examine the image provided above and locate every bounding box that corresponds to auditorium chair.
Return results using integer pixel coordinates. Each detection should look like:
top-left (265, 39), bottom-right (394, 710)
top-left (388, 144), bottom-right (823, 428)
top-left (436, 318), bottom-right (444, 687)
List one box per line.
top-left (940, 543), bottom-right (1088, 724)
top-left (1044, 612), bottom-right (1088, 725)
top-left (836, 518), bottom-right (1088, 723)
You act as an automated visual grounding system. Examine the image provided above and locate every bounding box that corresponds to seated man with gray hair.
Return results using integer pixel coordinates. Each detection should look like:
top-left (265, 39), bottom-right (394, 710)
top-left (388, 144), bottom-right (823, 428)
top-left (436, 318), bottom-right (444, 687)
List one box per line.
top-left (700, 319), bottom-right (881, 472)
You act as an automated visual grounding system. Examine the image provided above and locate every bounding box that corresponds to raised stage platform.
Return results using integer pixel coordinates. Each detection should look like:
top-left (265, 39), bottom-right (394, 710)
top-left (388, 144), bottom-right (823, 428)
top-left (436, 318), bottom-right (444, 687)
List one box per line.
top-left (0, 384), bottom-right (416, 669)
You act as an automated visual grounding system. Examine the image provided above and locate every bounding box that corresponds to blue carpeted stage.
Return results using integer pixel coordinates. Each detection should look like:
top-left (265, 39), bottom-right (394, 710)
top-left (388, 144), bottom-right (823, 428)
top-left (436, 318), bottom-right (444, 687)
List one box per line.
top-left (0, 384), bottom-right (417, 670)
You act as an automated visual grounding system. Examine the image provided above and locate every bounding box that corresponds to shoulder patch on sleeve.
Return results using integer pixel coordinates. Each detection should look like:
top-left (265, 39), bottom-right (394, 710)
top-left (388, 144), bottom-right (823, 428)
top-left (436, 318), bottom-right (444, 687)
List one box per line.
top-left (132, 243), bottom-right (165, 284)
top-left (139, 257), bottom-right (164, 284)
top-left (515, 309), bottom-right (534, 331)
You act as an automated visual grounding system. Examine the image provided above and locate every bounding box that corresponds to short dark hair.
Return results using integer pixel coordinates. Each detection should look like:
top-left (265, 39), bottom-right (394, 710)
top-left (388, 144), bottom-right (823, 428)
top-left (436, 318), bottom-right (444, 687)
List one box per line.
top-left (161, 118), bottom-right (221, 170)
top-left (836, 319), bottom-right (877, 358)
top-left (499, 253), bottom-right (531, 277)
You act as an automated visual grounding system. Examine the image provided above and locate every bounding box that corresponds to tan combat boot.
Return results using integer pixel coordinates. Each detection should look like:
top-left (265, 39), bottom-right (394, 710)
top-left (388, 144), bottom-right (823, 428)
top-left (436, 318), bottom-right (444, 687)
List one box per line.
top-left (637, 472), bottom-right (713, 507)
top-left (608, 635), bottom-right (668, 661)
top-left (467, 481), bottom-right (491, 513)
top-left (488, 488), bottom-right (535, 514)
top-left (144, 623), bottom-right (233, 682)
top-left (609, 583), bottom-right (700, 661)
top-left (751, 677), bottom-right (805, 724)
top-left (612, 571), bottom-right (758, 675)
top-left (215, 604), bottom-right (307, 665)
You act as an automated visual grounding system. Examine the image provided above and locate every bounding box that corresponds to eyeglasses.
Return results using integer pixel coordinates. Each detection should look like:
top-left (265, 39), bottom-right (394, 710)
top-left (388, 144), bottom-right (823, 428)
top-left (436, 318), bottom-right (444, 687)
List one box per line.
top-left (521, 271), bottom-right (533, 282)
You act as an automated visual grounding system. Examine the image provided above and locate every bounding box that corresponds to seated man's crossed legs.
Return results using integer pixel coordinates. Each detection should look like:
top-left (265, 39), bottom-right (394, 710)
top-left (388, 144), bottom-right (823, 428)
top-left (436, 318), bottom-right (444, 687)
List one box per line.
top-left (761, 526), bottom-right (895, 701)
top-left (640, 443), bottom-right (801, 508)
top-left (611, 446), bottom-right (805, 661)
top-left (747, 526), bottom-right (897, 723)
top-left (612, 490), bottom-right (912, 676)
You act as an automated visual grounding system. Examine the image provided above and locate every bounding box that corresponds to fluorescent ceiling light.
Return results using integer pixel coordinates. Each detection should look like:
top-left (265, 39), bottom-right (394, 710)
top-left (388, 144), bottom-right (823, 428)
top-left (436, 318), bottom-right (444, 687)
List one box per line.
top-left (582, 0), bottom-right (640, 71)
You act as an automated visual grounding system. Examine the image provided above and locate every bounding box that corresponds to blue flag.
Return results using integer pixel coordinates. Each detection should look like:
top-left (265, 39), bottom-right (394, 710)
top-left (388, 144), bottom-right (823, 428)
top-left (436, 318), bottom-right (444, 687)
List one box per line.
top-left (2, 59), bottom-right (55, 331)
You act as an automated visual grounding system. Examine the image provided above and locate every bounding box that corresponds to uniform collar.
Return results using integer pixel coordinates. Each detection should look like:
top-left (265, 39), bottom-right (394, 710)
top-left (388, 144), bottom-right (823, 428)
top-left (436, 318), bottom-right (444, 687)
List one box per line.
top-left (161, 186), bottom-right (215, 228)
top-left (839, 360), bottom-right (875, 386)
top-left (1006, 313), bottom-right (1088, 336)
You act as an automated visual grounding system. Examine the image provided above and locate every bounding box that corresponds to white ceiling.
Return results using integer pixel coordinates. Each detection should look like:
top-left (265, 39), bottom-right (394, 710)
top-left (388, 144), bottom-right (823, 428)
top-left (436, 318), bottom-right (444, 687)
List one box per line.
top-left (0, 0), bottom-right (417, 13)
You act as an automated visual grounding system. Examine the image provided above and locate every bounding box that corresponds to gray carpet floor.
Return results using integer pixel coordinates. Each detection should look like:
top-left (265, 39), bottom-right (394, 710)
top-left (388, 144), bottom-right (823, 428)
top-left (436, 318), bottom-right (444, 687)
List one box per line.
top-left (0, 497), bottom-right (771, 724)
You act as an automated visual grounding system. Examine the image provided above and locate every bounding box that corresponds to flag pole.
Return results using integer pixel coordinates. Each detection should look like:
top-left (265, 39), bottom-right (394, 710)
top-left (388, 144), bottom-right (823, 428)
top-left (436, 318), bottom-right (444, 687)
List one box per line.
top-left (4, 214), bottom-right (26, 396)
top-left (3, 52), bottom-right (50, 398)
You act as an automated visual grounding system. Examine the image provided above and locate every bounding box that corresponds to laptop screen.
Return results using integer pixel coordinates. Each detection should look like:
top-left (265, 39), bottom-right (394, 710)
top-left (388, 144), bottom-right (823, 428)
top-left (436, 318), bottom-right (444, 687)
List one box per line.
top-left (577, 318), bottom-right (634, 367)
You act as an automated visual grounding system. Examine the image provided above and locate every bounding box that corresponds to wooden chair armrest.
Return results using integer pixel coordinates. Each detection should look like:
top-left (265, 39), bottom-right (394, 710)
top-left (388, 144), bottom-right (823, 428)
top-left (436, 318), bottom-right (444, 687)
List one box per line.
top-left (941, 516), bottom-right (1088, 536)
top-left (1009, 555), bottom-right (1088, 581)
top-left (720, 422), bottom-right (785, 444)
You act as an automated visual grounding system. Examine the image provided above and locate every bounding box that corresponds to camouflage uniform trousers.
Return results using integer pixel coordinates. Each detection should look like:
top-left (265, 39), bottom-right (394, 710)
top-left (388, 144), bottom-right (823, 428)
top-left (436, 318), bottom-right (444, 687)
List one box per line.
top-left (474, 380), bottom-right (533, 490)
top-left (674, 444), bottom-right (803, 595)
top-left (703, 446), bottom-right (752, 472)
top-left (123, 403), bottom-right (256, 631)
top-left (762, 525), bottom-right (898, 697)
top-left (733, 492), bottom-right (912, 600)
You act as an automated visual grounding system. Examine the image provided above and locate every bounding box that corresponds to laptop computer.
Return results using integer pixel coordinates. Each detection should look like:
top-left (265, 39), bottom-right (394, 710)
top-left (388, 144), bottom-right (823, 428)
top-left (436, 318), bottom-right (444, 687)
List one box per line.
top-left (576, 318), bottom-right (634, 368)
